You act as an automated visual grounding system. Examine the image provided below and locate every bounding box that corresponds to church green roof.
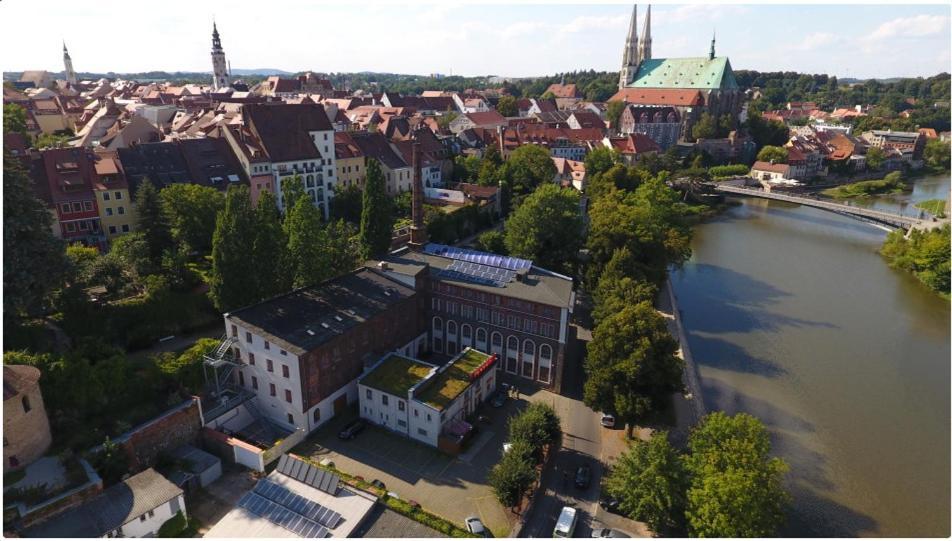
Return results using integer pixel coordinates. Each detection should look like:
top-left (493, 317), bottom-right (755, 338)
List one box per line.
top-left (630, 57), bottom-right (738, 91)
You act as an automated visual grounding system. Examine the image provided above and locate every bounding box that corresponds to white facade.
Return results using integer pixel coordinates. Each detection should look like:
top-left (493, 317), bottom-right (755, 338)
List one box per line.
top-left (106, 493), bottom-right (186, 538)
top-left (271, 125), bottom-right (336, 218)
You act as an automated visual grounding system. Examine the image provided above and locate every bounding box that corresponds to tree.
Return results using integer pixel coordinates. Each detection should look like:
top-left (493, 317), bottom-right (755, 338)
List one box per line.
top-left (605, 432), bottom-right (687, 533)
top-left (880, 224), bottom-right (950, 295)
top-left (286, 196), bottom-right (328, 288)
top-left (866, 146), bottom-right (886, 170)
top-left (134, 178), bottom-right (174, 268)
top-left (756, 145), bottom-right (788, 164)
top-left (583, 302), bottom-right (683, 432)
top-left (745, 112), bottom-right (790, 153)
top-left (475, 230), bottom-right (507, 254)
top-left (34, 132), bottom-right (72, 149)
top-left (3, 151), bottom-right (67, 317)
top-left (436, 111), bottom-right (459, 131)
top-left (321, 219), bottom-right (359, 279)
top-left (159, 183), bottom-right (224, 254)
top-left (359, 158), bottom-right (394, 259)
top-left (507, 402), bottom-right (562, 463)
top-left (3, 103), bottom-right (29, 141)
top-left (209, 186), bottom-right (258, 311)
top-left (585, 164), bottom-right (646, 202)
top-left (497, 144), bottom-right (557, 197)
top-left (477, 145), bottom-right (502, 186)
top-left (606, 101), bottom-right (626, 131)
top-left (155, 338), bottom-right (218, 394)
top-left (692, 112), bottom-right (719, 140)
top-left (90, 437), bottom-right (131, 486)
top-left (330, 183), bottom-right (364, 224)
top-left (496, 95), bottom-right (518, 117)
top-left (488, 451), bottom-right (536, 508)
top-left (592, 248), bottom-right (657, 325)
top-left (252, 191), bottom-right (291, 299)
top-left (504, 184), bottom-right (582, 275)
top-left (584, 146), bottom-right (620, 178)
top-left (109, 232), bottom-right (154, 281)
top-left (684, 412), bottom-right (790, 537)
top-left (280, 175), bottom-right (306, 222)
top-left (923, 139), bottom-right (950, 170)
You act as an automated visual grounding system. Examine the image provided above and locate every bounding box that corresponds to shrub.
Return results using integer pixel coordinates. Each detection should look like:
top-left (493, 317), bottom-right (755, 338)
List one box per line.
top-left (708, 164), bottom-right (750, 178)
top-left (158, 511), bottom-right (188, 537)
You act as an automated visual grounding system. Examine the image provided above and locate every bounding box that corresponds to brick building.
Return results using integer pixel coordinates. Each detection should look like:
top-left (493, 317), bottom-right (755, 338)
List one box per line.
top-left (618, 105), bottom-right (681, 150)
top-left (29, 147), bottom-right (108, 250)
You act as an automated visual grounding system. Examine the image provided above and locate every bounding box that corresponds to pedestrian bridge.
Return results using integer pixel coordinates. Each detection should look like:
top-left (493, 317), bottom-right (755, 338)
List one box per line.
top-left (712, 183), bottom-right (929, 230)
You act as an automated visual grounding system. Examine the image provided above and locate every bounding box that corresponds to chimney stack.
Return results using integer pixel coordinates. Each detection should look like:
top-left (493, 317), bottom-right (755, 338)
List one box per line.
top-left (408, 128), bottom-right (427, 249)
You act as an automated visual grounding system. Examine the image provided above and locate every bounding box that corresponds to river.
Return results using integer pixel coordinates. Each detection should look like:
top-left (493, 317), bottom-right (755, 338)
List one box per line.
top-left (671, 174), bottom-right (951, 536)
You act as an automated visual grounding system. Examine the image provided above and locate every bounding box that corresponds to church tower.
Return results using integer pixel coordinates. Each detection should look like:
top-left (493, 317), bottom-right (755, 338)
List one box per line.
top-left (211, 21), bottom-right (229, 90)
top-left (63, 42), bottom-right (77, 86)
top-left (637, 5), bottom-right (652, 64)
top-left (618, 4), bottom-right (639, 90)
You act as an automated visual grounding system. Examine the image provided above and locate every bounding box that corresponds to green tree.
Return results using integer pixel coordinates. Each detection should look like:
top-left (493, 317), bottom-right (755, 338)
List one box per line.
top-left (496, 95), bottom-right (518, 117)
top-left (584, 146), bottom-right (620, 178)
top-left (488, 451), bottom-right (536, 508)
top-left (684, 412), bottom-right (790, 537)
top-left (280, 175), bottom-right (307, 221)
top-left (134, 178), bottom-right (174, 268)
top-left (330, 183), bottom-right (364, 224)
top-left (475, 230), bottom-right (508, 254)
top-left (3, 151), bottom-right (67, 317)
top-left (155, 337), bottom-right (218, 394)
top-left (507, 402), bottom-right (562, 463)
top-left (3, 103), bottom-right (29, 141)
top-left (252, 191), bottom-right (291, 298)
top-left (359, 158), bottom-right (394, 259)
top-left (605, 431), bottom-right (687, 534)
top-left (209, 186), bottom-right (258, 311)
top-left (744, 112), bottom-right (790, 153)
top-left (592, 247), bottom-right (658, 325)
top-left (583, 302), bottom-right (684, 433)
top-left (691, 112), bottom-right (718, 140)
top-left (497, 144), bottom-right (557, 197)
top-left (756, 145), bottom-right (788, 163)
top-left (504, 184), bottom-right (582, 275)
top-left (880, 224), bottom-right (950, 295)
top-left (477, 145), bottom-right (502, 186)
top-left (606, 101), bottom-right (626, 131)
top-left (286, 196), bottom-right (327, 288)
top-left (321, 219), bottom-right (359, 279)
top-left (865, 146), bottom-right (886, 170)
top-left (585, 164), bottom-right (646, 202)
top-left (159, 183), bottom-right (224, 254)
top-left (109, 232), bottom-right (154, 281)
top-left (923, 139), bottom-right (950, 170)
top-left (436, 111), bottom-right (459, 131)
top-left (34, 132), bottom-right (72, 149)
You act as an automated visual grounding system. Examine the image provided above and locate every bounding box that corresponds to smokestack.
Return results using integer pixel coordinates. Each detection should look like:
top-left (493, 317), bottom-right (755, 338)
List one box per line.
top-left (408, 128), bottom-right (427, 249)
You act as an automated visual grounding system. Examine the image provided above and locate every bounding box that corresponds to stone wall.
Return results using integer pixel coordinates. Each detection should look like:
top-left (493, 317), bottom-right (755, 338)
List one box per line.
top-left (3, 381), bottom-right (52, 472)
top-left (111, 398), bottom-right (203, 471)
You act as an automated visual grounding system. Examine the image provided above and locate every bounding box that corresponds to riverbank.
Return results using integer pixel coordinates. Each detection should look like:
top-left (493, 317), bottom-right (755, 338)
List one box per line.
top-left (821, 173), bottom-right (907, 199)
top-left (657, 278), bottom-right (706, 446)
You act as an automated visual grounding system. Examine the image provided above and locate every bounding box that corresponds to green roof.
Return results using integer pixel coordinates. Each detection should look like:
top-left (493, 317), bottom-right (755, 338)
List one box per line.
top-left (416, 349), bottom-right (493, 411)
top-left (360, 355), bottom-right (435, 397)
top-left (630, 57), bottom-right (738, 90)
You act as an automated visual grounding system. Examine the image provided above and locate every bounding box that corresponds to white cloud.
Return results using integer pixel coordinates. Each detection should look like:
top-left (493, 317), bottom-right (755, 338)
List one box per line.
top-left (499, 21), bottom-right (548, 39)
top-left (793, 32), bottom-right (840, 51)
top-left (560, 13), bottom-right (628, 33)
top-left (655, 4), bottom-right (749, 25)
top-left (867, 14), bottom-right (949, 40)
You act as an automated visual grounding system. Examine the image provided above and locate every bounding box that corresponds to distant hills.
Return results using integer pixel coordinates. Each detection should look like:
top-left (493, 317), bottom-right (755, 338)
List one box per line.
top-left (229, 68), bottom-right (292, 76)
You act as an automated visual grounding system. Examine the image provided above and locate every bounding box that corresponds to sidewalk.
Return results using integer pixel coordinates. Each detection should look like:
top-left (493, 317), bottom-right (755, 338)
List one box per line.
top-left (657, 278), bottom-right (706, 447)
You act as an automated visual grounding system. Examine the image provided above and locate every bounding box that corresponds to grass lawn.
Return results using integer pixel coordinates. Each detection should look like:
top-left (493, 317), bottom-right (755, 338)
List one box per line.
top-left (822, 174), bottom-right (906, 199)
top-left (360, 355), bottom-right (435, 396)
top-left (915, 198), bottom-right (947, 218)
top-left (416, 349), bottom-right (492, 410)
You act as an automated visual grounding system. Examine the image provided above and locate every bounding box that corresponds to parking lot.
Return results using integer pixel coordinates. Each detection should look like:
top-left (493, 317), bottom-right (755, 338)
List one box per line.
top-left (292, 392), bottom-right (525, 537)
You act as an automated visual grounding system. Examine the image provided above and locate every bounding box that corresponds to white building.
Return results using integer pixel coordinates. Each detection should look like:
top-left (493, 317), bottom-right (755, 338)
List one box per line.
top-left (22, 469), bottom-right (186, 538)
top-left (358, 348), bottom-right (498, 449)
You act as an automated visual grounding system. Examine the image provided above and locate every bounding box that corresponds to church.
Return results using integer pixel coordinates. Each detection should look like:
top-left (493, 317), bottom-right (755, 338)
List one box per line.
top-left (610, 5), bottom-right (743, 141)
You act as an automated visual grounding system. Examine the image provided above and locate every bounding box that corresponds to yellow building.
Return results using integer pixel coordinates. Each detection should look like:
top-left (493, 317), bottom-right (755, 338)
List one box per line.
top-left (93, 152), bottom-right (135, 240)
top-left (334, 132), bottom-right (367, 189)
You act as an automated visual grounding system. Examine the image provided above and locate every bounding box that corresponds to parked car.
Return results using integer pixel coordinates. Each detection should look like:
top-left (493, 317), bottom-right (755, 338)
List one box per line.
top-left (592, 528), bottom-right (631, 538)
top-left (599, 495), bottom-right (621, 513)
top-left (465, 516), bottom-right (488, 536)
top-left (574, 465), bottom-right (591, 489)
top-left (371, 479), bottom-right (386, 490)
top-left (477, 414), bottom-right (492, 424)
top-left (553, 506), bottom-right (578, 538)
top-left (492, 392), bottom-right (507, 408)
top-left (600, 414), bottom-right (615, 428)
top-left (338, 419), bottom-right (366, 440)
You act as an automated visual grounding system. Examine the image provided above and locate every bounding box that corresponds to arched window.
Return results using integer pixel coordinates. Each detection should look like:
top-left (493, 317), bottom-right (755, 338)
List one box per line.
top-left (640, 113), bottom-right (649, 123)
top-left (461, 324), bottom-right (472, 348)
top-left (432, 316), bottom-right (443, 332)
top-left (667, 112), bottom-right (677, 122)
top-left (652, 112), bottom-right (663, 123)
top-left (476, 327), bottom-right (487, 345)
top-left (521, 339), bottom-right (536, 379)
top-left (447, 320), bottom-right (457, 336)
top-left (446, 321), bottom-right (458, 355)
top-left (538, 344), bottom-right (553, 384)
top-left (491, 332), bottom-right (503, 356)
top-left (506, 336), bottom-right (519, 374)
top-left (432, 317), bottom-right (444, 353)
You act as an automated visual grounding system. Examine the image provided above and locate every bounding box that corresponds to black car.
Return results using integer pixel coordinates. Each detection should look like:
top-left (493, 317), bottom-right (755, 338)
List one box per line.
top-left (371, 479), bottom-right (386, 490)
top-left (599, 495), bottom-right (621, 513)
top-left (338, 419), bottom-right (366, 440)
top-left (574, 465), bottom-right (591, 489)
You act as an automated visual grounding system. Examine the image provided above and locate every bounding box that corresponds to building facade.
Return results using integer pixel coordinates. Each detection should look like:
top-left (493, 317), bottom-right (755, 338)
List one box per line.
top-left (618, 105), bottom-right (681, 149)
top-left (3, 366), bottom-right (52, 472)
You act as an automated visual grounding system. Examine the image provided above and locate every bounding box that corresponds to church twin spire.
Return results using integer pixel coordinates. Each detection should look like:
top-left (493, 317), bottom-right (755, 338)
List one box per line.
top-left (619, 4), bottom-right (651, 90)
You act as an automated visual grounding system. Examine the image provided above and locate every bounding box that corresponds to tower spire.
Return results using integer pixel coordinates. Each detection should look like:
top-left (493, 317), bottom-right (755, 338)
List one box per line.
top-left (63, 40), bottom-right (76, 86)
top-left (619, 4), bottom-right (639, 90)
top-left (638, 4), bottom-right (652, 63)
top-left (710, 29), bottom-right (716, 60)
top-left (211, 20), bottom-right (228, 90)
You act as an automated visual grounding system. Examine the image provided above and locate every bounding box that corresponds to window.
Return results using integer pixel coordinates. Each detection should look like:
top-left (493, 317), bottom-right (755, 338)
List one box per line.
top-left (109, 226), bottom-right (117, 234)
top-left (117, 206), bottom-right (125, 215)
top-left (72, 202), bottom-right (82, 212)
top-left (280, 350), bottom-right (287, 356)
top-left (476, 328), bottom-right (487, 345)
top-left (269, 383), bottom-right (276, 397)
top-left (252, 376), bottom-right (258, 390)
top-left (78, 221), bottom-right (89, 231)
top-left (22, 396), bottom-right (31, 413)
top-left (413, 409), bottom-right (419, 417)
top-left (61, 203), bottom-right (71, 214)
top-left (285, 390), bottom-right (292, 403)
top-left (366, 389), bottom-right (372, 400)
top-left (122, 224), bottom-right (130, 232)
top-left (506, 336), bottom-right (519, 374)
top-left (246, 331), bottom-right (252, 343)
top-left (398, 420), bottom-right (407, 427)
top-left (139, 514), bottom-right (147, 522)
top-left (313, 408), bottom-right (321, 422)
top-left (417, 428), bottom-right (428, 436)
top-left (282, 365), bottom-right (289, 378)
top-left (382, 395), bottom-right (389, 406)
top-left (239, 371), bottom-right (245, 387)
top-left (426, 414), bottom-right (432, 422)
top-left (249, 353), bottom-right (255, 365)
top-left (83, 201), bottom-right (94, 211)
top-left (103, 192), bottom-right (111, 201)
top-left (267, 359), bottom-right (273, 372)
top-left (115, 191), bottom-right (122, 199)
top-left (148, 510), bottom-right (154, 518)
top-left (288, 413), bottom-right (294, 424)
top-left (265, 340), bottom-right (270, 350)
top-left (231, 324), bottom-right (238, 337)
top-left (398, 400), bottom-right (405, 412)
top-left (538, 344), bottom-right (553, 384)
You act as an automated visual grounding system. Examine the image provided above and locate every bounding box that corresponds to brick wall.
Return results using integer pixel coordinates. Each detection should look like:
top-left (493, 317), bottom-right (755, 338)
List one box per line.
top-left (118, 398), bottom-right (203, 471)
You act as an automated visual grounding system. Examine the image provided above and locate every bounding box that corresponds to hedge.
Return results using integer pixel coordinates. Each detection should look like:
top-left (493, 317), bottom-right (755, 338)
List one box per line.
top-left (709, 164), bottom-right (750, 178)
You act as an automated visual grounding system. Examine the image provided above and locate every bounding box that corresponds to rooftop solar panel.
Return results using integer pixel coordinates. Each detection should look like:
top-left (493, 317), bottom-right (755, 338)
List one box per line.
top-left (240, 491), bottom-right (329, 538)
top-left (424, 243), bottom-right (532, 271)
top-left (275, 455), bottom-right (340, 496)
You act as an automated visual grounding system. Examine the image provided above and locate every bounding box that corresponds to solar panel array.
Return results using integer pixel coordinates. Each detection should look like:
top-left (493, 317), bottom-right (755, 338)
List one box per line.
top-left (254, 479), bottom-right (343, 528)
top-left (424, 243), bottom-right (532, 271)
top-left (442, 259), bottom-right (516, 288)
top-left (275, 454), bottom-right (340, 495)
top-left (237, 492), bottom-right (328, 538)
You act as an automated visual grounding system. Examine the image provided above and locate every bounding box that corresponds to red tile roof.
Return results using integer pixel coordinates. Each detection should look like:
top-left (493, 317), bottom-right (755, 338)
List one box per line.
top-left (545, 83), bottom-right (581, 99)
top-left (609, 88), bottom-right (704, 107)
top-left (242, 103), bottom-right (333, 163)
top-left (464, 110), bottom-right (507, 126)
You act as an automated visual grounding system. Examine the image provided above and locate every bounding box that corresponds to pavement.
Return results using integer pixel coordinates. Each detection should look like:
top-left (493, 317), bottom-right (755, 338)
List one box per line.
top-left (7, 456), bottom-right (67, 493)
top-left (188, 465), bottom-right (259, 537)
top-left (292, 399), bottom-right (520, 537)
top-left (352, 506), bottom-right (443, 538)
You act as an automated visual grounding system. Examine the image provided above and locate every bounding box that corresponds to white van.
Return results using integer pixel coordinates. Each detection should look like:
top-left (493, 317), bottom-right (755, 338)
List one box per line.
top-left (553, 506), bottom-right (578, 538)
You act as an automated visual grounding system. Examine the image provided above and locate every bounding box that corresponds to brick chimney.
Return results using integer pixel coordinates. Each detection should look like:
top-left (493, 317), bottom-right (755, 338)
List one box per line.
top-left (408, 128), bottom-right (427, 249)
top-left (497, 125), bottom-right (506, 156)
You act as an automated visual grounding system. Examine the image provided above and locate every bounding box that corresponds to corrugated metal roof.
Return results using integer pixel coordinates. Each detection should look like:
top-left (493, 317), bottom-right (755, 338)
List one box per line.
top-left (631, 57), bottom-right (738, 90)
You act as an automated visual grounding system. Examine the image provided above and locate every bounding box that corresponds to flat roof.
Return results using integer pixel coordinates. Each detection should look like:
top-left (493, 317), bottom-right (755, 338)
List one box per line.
top-left (360, 354), bottom-right (436, 397)
top-left (203, 470), bottom-right (376, 539)
top-left (416, 349), bottom-right (493, 411)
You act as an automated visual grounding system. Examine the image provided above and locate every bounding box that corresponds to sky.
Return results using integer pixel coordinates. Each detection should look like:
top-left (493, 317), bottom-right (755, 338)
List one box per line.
top-left (1, 1), bottom-right (950, 80)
